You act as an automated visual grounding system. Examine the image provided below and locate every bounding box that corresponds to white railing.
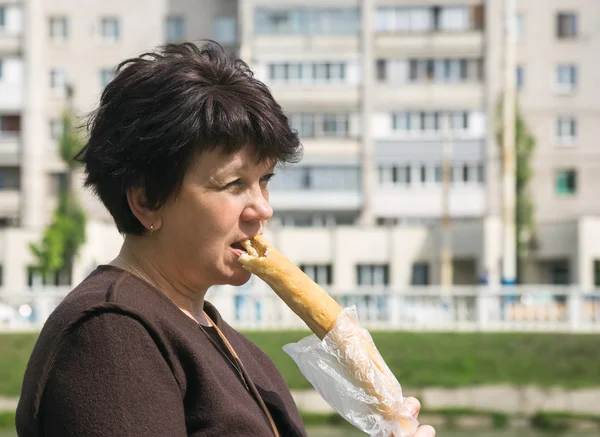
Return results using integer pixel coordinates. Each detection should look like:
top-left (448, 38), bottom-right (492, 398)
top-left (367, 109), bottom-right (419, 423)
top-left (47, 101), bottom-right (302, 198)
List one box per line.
top-left (1, 285), bottom-right (599, 333)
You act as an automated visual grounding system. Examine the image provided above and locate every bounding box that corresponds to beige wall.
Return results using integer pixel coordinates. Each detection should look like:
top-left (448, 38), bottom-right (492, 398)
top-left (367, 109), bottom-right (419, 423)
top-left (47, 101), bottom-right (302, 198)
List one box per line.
top-left (513, 0), bottom-right (600, 222)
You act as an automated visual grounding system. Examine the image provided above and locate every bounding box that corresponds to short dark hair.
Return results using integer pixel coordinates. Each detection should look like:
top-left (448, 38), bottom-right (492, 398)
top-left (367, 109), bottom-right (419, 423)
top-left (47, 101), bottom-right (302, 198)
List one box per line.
top-left (76, 41), bottom-right (302, 234)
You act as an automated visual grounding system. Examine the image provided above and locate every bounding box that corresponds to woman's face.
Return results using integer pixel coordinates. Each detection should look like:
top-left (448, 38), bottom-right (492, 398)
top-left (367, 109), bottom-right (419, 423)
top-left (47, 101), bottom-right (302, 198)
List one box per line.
top-left (155, 145), bottom-right (275, 290)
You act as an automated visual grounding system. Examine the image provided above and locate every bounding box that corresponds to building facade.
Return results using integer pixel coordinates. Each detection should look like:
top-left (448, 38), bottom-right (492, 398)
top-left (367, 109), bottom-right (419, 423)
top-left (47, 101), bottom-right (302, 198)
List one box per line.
top-left (1, 0), bottom-right (600, 291)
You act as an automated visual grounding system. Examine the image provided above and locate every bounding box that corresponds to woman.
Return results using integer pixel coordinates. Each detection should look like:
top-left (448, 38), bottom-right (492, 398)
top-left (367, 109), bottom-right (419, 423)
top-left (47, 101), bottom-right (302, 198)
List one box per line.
top-left (16, 42), bottom-right (434, 437)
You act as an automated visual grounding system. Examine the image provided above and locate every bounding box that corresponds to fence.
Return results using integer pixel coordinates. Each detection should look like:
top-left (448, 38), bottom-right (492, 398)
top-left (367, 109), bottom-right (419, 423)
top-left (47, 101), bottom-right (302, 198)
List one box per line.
top-left (1, 284), bottom-right (599, 333)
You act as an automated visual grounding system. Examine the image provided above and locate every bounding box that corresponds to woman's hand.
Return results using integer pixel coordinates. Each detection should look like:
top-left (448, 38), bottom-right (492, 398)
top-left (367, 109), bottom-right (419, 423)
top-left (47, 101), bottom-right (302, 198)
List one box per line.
top-left (404, 397), bottom-right (436, 437)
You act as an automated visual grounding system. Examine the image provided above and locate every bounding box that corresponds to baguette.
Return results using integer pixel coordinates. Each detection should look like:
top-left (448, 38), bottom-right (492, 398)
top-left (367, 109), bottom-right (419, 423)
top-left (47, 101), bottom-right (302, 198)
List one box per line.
top-left (238, 235), bottom-right (414, 432)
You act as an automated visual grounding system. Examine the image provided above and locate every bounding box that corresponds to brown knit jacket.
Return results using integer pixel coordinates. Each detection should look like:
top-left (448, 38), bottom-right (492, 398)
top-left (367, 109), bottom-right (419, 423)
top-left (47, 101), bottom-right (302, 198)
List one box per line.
top-left (16, 266), bottom-right (307, 437)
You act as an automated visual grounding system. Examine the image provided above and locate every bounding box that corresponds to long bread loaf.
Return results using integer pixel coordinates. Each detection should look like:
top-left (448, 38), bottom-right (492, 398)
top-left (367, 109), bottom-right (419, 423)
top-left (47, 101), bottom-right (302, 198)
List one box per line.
top-left (238, 235), bottom-right (414, 432)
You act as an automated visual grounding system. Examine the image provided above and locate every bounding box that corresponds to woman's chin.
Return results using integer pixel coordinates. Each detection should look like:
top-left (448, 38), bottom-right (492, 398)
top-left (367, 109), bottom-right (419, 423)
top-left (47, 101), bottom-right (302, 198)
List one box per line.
top-left (226, 269), bottom-right (253, 287)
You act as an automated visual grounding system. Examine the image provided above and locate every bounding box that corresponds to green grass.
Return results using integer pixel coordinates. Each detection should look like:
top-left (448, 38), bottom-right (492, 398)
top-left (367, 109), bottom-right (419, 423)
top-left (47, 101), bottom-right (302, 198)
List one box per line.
top-left (1, 331), bottom-right (600, 397)
top-left (0, 412), bottom-right (15, 429)
top-left (0, 333), bottom-right (38, 397)
top-left (243, 330), bottom-right (600, 390)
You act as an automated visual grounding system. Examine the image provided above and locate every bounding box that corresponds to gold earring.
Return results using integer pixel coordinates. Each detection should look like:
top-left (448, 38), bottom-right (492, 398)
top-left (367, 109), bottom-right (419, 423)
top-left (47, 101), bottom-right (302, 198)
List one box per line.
top-left (149, 225), bottom-right (155, 235)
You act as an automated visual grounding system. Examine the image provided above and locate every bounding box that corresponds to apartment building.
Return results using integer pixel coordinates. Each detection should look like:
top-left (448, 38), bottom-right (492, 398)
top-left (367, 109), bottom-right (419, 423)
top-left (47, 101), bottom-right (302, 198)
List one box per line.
top-left (1, 0), bottom-right (600, 291)
top-left (242, 0), bottom-right (496, 289)
top-left (0, 0), bottom-right (238, 288)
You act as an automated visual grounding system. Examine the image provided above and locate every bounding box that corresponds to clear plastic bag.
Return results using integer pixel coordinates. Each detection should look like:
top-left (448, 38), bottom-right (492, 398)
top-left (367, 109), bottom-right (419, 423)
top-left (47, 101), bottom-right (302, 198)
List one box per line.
top-left (283, 306), bottom-right (419, 437)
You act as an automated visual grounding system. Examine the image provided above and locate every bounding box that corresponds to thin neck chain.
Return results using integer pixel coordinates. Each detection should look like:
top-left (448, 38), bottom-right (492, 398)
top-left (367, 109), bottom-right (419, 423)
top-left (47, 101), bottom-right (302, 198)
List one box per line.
top-left (117, 255), bottom-right (153, 286)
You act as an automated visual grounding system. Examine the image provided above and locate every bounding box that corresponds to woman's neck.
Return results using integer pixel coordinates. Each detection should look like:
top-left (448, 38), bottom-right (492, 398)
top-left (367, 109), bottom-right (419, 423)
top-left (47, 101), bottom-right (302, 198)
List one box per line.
top-left (111, 236), bottom-right (210, 326)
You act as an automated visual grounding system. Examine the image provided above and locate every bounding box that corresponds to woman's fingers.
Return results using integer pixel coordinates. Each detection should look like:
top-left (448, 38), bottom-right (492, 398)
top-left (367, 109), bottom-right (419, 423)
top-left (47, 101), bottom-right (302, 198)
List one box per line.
top-left (403, 397), bottom-right (421, 418)
top-left (403, 397), bottom-right (434, 436)
top-left (414, 425), bottom-right (436, 437)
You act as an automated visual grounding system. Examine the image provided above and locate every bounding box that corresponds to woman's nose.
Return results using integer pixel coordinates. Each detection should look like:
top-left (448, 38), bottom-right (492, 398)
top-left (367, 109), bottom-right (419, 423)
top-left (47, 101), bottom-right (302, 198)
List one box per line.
top-left (242, 189), bottom-right (273, 222)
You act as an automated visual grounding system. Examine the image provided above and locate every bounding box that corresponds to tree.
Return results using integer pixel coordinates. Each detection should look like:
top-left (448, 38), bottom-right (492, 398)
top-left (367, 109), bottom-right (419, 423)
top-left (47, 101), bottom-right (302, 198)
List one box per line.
top-left (29, 110), bottom-right (87, 285)
top-left (495, 97), bottom-right (537, 283)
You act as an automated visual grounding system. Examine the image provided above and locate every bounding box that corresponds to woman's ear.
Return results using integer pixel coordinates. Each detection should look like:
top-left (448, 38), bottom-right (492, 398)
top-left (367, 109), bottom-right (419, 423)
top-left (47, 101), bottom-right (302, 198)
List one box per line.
top-left (126, 187), bottom-right (162, 233)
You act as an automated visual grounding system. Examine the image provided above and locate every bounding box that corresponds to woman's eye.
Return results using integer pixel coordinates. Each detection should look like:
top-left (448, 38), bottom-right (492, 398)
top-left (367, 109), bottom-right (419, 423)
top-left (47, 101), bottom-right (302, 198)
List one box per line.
top-left (223, 179), bottom-right (242, 189)
top-left (261, 173), bottom-right (275, 185)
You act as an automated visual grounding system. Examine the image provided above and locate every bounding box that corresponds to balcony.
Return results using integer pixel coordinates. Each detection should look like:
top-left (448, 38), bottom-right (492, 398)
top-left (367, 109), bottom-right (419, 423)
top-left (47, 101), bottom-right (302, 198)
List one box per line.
top-left (375, 31), bottom-right (484, 57)
top-left (0, 134), bottom-right (19, 165)
top-left (0, 33), bottom-right (20, 54)
top-left (373, 185), bottom-right (485, 218)
top-left (0, 3), bottom-right (23, 55)
top-left (374, 82), bottom-right (483, 110)
top-left (0, 189), bottom-right (19, 218)
top-left (254, 34), bottom-right (359, 55)
top-left (269, 85), bottom-right (360, 110)
top-left (0, 80), bottom-right (23, 110)
top-left (269, 165), bottom-right (361, 211)
top-left (269, 190), bottom-right (361, 211)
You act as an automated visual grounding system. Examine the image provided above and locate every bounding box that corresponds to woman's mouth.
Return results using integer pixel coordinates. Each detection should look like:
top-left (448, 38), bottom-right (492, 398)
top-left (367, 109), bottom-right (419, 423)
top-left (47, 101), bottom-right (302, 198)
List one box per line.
top-left (230, 242), bottom-right (247, 256)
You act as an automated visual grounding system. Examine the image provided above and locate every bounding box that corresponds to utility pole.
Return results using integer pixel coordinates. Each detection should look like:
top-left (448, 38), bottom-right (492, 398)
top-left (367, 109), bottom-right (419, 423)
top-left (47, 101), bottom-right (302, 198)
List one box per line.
top-left (441, 114), bottom-right (453, 286)
top-left (501, 0), bottom-right (517, 285)
top-left (357, 0), bottom-right (376, 227)
top-left (21, 0), bottom-right (46, 230)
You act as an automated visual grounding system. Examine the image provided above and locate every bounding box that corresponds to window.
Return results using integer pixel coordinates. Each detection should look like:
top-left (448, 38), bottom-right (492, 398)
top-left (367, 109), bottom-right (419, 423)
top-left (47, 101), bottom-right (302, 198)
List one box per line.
top-left (556, 12), bottom-right (577, 39)
top-left (165, 16), bottom-right (185, 42)
top-left (439, 6), bottom-right (470, 31)
top-left (419, 165), bottom-right (427, 183)
top-left (290, 113), bottom-right (352, 138)
top-left (378, 165), bottom-right (410, 185)
top-left (0, 115), bottom-right (20, 135)
top-left (548, 261), bottom-right (570, 285)
top-left (268, 62), bottom-right (346, 84)
top-left (255, 8), bottom-right (360, 35)
top-left (50, 119), bottom-right (64, 140)
top-left (356, 264), bottom-right (389, 286)
top-left (477, 164), bottom-right (485, 183)
top-left (556, 117), bottom-right (577, 144)
top-left (393, 111), bottom-right (470, 135)
top-left (405, 58), bottom-right (481, 83)
top-left (322, 114), bottom-right (349, 137)
top-left (411, 263), bottom-right (430, 285)
top-left (300, 264), bottom-right (332, 285)
top-left (515, 13), bottom-right (524, 42)
top-left (50, 69), bottom-right (68, 91)
top-left (435, 165), bottom-right (442, 183)
top-left (27, 265), bottom-right (71, 286)
top-left (516, 65), bottom-right (524, 90)
top-left (450, 111), bottom-right (469, 130)
top-left (376, 59), bottom-right (386, 81)
top-left (99, 68), bottom-right (115, 88)
top-left (556, 64), bottom-right (577, 91)
top-left (49, 16), bottom-right (68, 41)
top-left (49, 172), bottom-right (68, 196)
top-left (420, 112), bottom-right (440, 132)
top-left (100, 17), bottom-right (120, 42)
top-left (213, 17), bottom-right (236, 45)
top-left (555, 169), bottom-right (577, 195)
top-left (594, 260), bottom-right (600, 287)
top-left (392, 112), bottom-right (412, 131)
top-left (462, 164), bottom-right (469, 183)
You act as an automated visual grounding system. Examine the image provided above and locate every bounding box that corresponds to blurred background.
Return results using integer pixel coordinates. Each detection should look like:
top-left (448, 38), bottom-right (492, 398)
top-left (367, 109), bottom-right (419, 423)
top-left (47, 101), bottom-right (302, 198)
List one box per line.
top-left (0, 0), bottom-right (599, 436)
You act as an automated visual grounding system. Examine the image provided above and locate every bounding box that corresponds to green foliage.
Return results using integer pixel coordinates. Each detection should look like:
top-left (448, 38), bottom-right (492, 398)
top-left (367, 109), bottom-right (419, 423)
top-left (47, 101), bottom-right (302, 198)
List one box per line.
top-left (495, 97), bottom-right (537, 281)
top-left (59, 111), bottom-right (83, 171)
top-left (29, 110), bottom-right (86, 282)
